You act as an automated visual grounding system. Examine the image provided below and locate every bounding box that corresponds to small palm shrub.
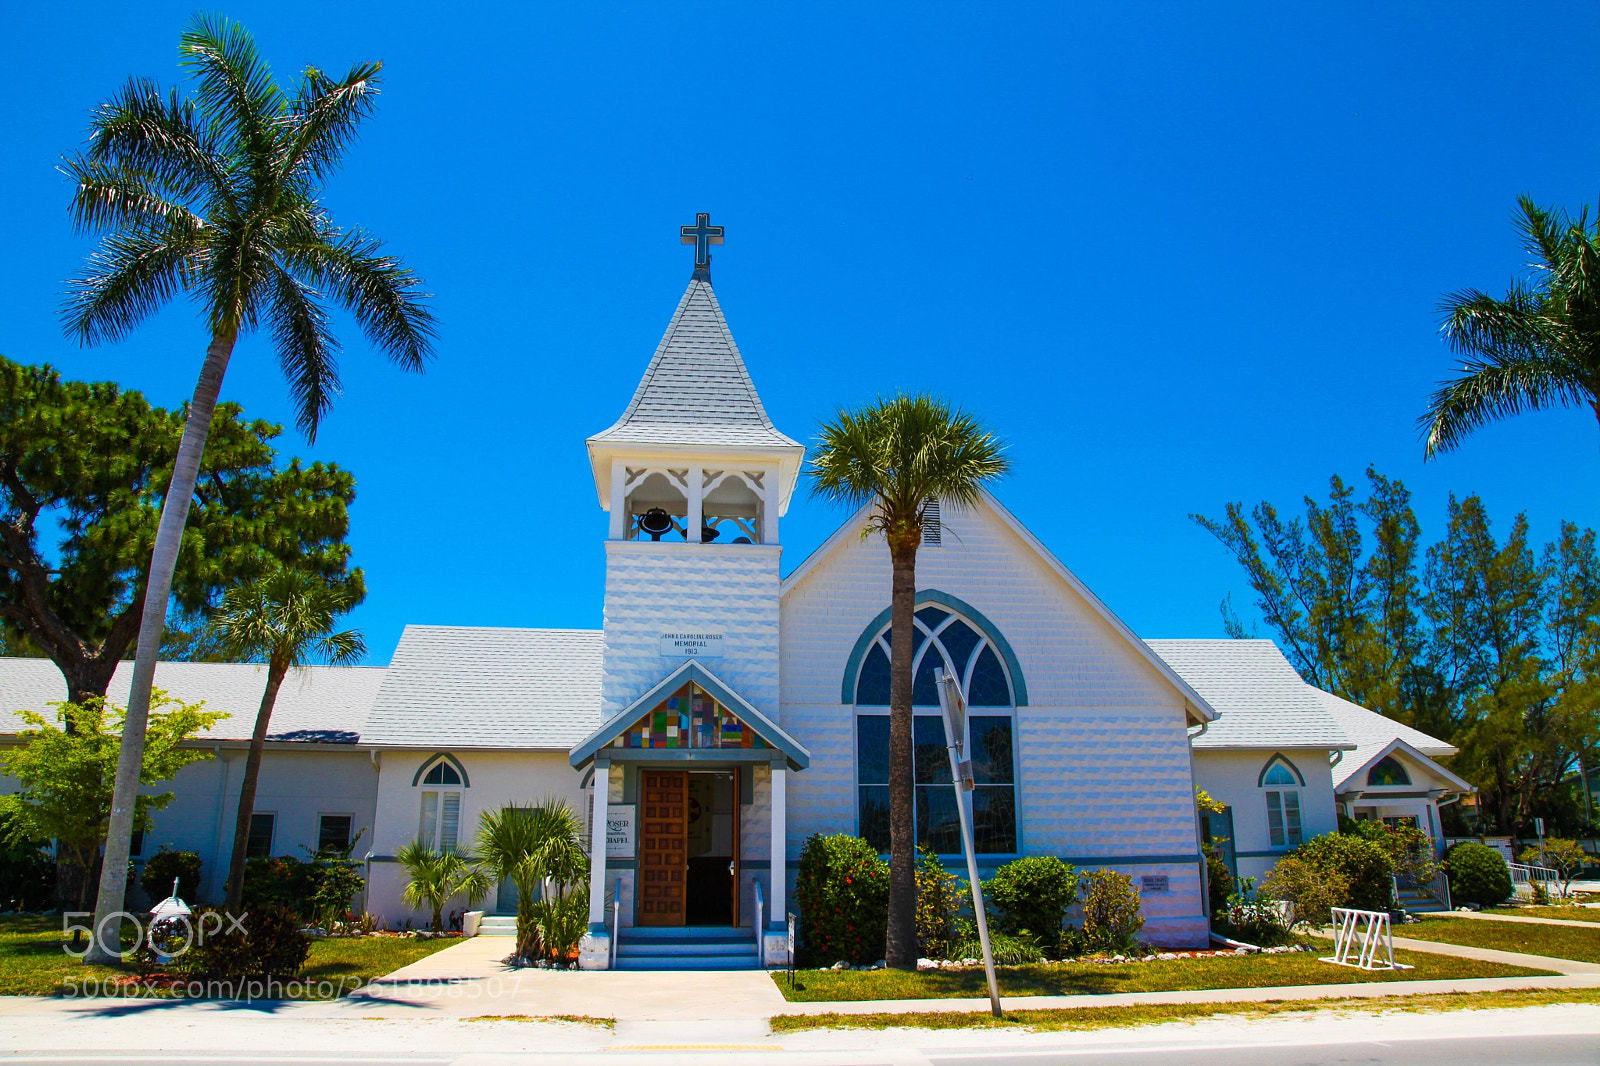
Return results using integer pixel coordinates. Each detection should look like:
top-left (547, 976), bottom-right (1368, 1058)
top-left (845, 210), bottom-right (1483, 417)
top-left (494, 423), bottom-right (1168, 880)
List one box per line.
top-left (1291, 832), bottom-right (1393, 912)
top-left (915, 846), bottom-right (963, 959)
top-left (528, 889), bottom-right (589, 963)
top-left (1446, 842), bottom-right (1512, 906)
top-left (1079, 869), bottom-right (1144, 955)
top-left (985, 856), bottom-right (1080, 959)
top-left (396, 841), bottom-right (492, 933)
top-left (177, 904), bottom-right (310, 979)
top-left (476, 802), bottom-right (589, 964)
top-left (949, 918), bottom-right (1044, 964)
top-left (795, 833), bottom-right (889, 965)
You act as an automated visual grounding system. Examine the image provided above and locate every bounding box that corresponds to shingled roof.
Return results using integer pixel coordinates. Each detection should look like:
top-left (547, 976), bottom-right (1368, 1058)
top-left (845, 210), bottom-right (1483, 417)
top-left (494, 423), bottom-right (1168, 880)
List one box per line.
top-left (361, 625), bottom-right (604, 749)
top-left (588, 275), bottom-right (801, 450)
top-left (1145, 638), bottom-right (1353, 750)
top-left (0, 657), bottom-right (382, 744)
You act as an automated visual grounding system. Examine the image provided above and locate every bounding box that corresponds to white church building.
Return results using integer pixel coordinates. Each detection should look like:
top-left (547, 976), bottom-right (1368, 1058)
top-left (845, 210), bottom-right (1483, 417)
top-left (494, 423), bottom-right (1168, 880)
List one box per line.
top-left (0, 225), bottom-right (1473, 967)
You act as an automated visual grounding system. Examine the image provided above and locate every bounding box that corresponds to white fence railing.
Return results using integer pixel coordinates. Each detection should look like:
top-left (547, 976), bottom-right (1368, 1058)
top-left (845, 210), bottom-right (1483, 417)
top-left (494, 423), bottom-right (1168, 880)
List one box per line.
top-left (1509, 862), bottom-right (1565, 899)
top-left (1320, 908), bottom-right (1413, 971)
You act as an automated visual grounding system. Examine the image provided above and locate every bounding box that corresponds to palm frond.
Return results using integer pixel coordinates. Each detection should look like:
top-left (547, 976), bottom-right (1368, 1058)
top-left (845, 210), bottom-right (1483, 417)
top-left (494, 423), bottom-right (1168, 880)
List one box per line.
top-left (62, 231), bottom-right (196, 345)
top-left (285, 228), bottom-right (435, 371)
top-left (209, 566), bottom-right (363, 665)
top-left (62, 156), bottom-right (207, 237)
top-left (1419, 352), bottom-right (1593, 457)
top-left (266, 265), bottom-right (342, 439)
top-left (81, 77), bottom-right (232, 207)
top-left (179, 13), bottom-right (286, 169)
top-left (281, 61), bottom-right (383, 185)
top-left (1437, 285), bottom-right (1564, 361)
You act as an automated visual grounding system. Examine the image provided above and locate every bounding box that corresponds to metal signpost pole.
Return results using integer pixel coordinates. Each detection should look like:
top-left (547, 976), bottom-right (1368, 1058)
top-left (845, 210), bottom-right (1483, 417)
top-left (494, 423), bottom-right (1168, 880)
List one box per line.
top-left (936, 667), bottom-right (1002, 1018)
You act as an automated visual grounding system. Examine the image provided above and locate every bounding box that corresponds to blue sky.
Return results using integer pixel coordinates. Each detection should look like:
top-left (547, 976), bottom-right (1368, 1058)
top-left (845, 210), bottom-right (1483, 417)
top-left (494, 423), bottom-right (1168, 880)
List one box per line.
top-left (3, 3), bottom-right (1599, 665)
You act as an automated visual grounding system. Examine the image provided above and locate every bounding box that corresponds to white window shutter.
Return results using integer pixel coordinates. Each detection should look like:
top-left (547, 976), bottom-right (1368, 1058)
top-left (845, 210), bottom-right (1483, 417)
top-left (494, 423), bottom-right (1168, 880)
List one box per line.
top-left (922, 499), bottom-right (941, 547)
top-left (420, 791), bottom-right (439, 851)
top-left (441, 792), bottom-right (461, 854)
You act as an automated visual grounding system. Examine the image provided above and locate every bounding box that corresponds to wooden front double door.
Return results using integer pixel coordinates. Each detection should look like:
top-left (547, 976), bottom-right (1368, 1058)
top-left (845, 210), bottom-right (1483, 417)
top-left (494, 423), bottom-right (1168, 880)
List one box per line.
top-left (638, 769), bottom-right (739, 927)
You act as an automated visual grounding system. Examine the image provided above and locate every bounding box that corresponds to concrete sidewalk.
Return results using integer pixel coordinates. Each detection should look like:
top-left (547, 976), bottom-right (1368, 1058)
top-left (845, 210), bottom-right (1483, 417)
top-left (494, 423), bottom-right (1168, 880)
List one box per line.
top-left (1390, 934), bottom-right (1600, 976)
top-left (1434, 911), bottom-right (1600, 929)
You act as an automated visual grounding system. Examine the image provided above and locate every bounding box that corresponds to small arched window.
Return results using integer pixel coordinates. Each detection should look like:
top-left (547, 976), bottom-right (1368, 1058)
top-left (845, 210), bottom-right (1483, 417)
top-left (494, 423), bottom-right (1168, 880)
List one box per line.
top-left (1259, 755), bottom-right (1303, 849)
top-left (854, 606), bottom-right (1015, 708)
top-left (415, 755), bottom-right (465, 853)
top-left (1367, 755), bottom-right (1410, 787)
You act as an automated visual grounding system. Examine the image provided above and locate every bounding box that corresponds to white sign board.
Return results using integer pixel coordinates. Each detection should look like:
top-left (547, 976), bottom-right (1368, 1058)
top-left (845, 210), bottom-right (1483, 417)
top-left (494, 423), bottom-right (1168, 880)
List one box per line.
top-left (605, 804), bottom-right (635, 859)
top-left (660, 632), bottom-right (724, 658)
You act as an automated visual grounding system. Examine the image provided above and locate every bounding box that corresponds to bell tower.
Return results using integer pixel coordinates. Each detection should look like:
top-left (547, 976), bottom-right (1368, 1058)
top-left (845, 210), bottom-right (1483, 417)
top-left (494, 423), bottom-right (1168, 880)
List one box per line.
top-left (586, 216), bottom-right (803, 721)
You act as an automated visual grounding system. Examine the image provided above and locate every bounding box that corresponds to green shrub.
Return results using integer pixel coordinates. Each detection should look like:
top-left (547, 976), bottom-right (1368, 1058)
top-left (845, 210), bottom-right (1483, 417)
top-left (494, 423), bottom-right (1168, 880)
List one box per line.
top-left (139, 846), bottom-right (202, 905)
top-left (1259, 855), bottom-right (1348, 928)
top-left (1291, 832), bottom-right (1393, 911)
top-left (242, 853), bottom-right (369, 928)
top-left (306, 859), bottom-right (366, 931)
top-left (1079, 869), bottom-right (1144, 954)
top-left (795, 833), bottom-right (889, 966)
top-left (950, 919), bottom-right (1044, 964)
top-left (915, 846), bottom-right (963, 959)
top-left (1213, 876), bottom-right (1298, 947)
top-left (177, 904), bottom-right (310, 979)
top-left (0, 811), bottom-right (54, 911)
top-left (1446, 841), bottom-right (1513, 906)
top-left (985, 856), bottom-right (1080, 959)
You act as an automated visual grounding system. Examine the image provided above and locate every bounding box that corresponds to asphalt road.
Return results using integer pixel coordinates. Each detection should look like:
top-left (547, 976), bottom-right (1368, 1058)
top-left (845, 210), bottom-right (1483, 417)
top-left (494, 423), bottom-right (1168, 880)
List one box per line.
top-left (2, 1033), bottom-right (1597, 1065)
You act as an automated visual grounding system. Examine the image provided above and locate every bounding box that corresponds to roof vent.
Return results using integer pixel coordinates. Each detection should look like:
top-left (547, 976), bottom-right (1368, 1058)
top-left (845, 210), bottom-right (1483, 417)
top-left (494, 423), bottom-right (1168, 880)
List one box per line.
top-left (922, 500), bottom-right (941, 547)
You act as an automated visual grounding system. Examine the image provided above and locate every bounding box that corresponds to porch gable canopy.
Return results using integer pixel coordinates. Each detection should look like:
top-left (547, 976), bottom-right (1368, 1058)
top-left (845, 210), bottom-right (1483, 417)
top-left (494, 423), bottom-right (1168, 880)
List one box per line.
top-left (568, 660), bottom-right (810, 771)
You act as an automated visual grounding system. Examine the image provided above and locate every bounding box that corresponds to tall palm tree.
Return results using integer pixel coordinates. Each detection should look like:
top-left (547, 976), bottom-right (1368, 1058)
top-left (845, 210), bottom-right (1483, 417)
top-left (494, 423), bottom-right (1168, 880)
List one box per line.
top-left (210, 568), bottom-right (365, 910)
top-left (395, 840), bottom-right (493, 934)
top-left (476, 801), bottom-right (589, 963)
top-left (64, 16), bottom-right (434, 962)
top-left (809, 394), bottom-right (1008, 970)
top-left (1421, 196), bottom-right (1600, 458)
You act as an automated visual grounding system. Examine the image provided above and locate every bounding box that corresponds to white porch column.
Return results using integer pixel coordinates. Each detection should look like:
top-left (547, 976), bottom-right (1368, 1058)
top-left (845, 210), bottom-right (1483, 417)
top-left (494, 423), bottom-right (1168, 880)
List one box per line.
top-left (579, 760), bottom-right (610, 968)
top-left (609, 460), bottom-right (627, 540)
top-left (763, 763), bottom-right (788, 966)
top-left (761, 465), bottom-right (779, 544)
top-left (687, 465), bottom-right (703, 544)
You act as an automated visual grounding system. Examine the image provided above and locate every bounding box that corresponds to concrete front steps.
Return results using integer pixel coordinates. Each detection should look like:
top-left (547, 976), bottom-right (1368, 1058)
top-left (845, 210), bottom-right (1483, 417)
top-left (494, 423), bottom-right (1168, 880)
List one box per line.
top-left (1398, 889), bottom-right (1450, 913)
top-left (477, 915), bottom-right (517, 937)
top-left (614, 926), bottom-right (761, 970)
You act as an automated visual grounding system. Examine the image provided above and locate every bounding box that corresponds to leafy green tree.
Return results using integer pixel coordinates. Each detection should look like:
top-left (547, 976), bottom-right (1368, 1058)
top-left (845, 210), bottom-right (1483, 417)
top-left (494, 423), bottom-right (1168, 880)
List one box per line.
top-left (395, 841), bottom-right (492, 934)
top-left (1196, 470), bottom-right (1600, 835)
top-left (210, 568), bottom-right (365, 910)
top-left (62, 16), bottom-right (434, 962)
top-left (809, 394), bottom-right (1008, 970)
top-left (0, 356), bottom-right (361, 703)
top-left (475, 802), bottom-right (589, 962)
top-left (0, 692), bottom-right (224, 910)
top-left (1421, 196), bottom-right (1600, 458)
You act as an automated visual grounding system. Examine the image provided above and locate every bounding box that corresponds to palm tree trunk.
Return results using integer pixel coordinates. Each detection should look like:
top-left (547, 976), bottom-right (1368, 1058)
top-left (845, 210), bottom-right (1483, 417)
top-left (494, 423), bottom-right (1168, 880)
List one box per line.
top-left (225, 654), bottom-right (289, 911)
top-left (84, 329), bottom-right (237, 964)
top-left (885, 539), bottom-right (919, 970)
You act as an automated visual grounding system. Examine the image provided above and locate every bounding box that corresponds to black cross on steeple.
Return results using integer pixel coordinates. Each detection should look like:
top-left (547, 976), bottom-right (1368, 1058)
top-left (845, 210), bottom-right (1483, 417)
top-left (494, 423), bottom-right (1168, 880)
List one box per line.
top-left (680, 213), bottom-right (724, 276)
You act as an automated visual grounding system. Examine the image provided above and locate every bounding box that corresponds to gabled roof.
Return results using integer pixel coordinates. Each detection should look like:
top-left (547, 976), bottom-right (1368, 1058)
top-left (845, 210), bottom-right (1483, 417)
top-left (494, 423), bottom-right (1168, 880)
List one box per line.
top-left (0, 656), bottom-right (381, 744)
top-left (1315, 689), bottom-right (1468, 793)
top-left (588, 276), bottom-right (801, 452)
top-left (781, 491), bottom-right (1218, 726)
top-left (362, 625), bottom-right (603, 749)
top-left (1145, 639), bottom-right (1353, 750)
top-left (1336, 736), bottom-right (1475, 796)
top-left (569, 659), bottom-right (809, 770)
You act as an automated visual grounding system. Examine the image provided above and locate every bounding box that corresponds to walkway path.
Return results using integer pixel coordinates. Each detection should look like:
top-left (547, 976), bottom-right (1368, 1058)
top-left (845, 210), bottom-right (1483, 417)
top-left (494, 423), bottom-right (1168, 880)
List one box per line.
top-left (1389, 934), bottom-right (1600, 977)
top-left (1440, 911), bottom-right (1600, 929)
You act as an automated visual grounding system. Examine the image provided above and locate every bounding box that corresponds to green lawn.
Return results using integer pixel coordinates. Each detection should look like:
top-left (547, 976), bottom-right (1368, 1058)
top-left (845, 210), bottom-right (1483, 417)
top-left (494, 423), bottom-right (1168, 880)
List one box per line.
top-left (0, 914), bottom-right (457, 998)
top-left (1403, 916), bottom-right (1600, 965)
top-left (772, 946), bottom-right (1549, 1003)
top-left (770, 987), bottom-right (1600, 1032)
top-left (1483, 906), bottom-right (1600, 924)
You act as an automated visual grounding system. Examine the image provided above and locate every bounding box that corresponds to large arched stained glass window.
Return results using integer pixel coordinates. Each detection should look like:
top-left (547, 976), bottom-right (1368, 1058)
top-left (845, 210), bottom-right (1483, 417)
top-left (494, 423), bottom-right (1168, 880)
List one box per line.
top-left (854, 605), bottom-right (1017, 855)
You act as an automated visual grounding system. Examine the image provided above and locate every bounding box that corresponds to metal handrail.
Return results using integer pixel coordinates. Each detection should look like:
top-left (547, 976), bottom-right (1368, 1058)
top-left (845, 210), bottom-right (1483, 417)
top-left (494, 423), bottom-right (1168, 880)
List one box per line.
top-left (753, 878), bottom-right (765, 962)
top-left (607, 887), bottom-right (620, 970)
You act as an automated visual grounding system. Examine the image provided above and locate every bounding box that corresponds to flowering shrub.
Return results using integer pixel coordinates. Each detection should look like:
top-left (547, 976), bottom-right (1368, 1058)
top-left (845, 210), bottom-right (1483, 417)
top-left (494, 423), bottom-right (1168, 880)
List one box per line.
top-left (795, 833), bottom-right (889, 965)
top-left (915, 846), bottom-right (963, 959)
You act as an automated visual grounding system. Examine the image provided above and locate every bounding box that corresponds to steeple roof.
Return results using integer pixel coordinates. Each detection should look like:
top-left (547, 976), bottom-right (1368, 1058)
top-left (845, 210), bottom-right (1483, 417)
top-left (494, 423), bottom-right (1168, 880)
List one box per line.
top-left (588, 275), bottom-right (801, 450)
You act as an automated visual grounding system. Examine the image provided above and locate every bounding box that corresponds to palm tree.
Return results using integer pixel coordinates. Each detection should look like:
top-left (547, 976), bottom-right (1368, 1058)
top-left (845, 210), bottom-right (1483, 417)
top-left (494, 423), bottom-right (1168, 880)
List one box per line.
top-left (809, 394), bottom-right (1008, 970)
top-left (1421, 196), bottom-right (1600, 458)
top-left (210, 568), bottom-right (365, 910)
top-left (66, 16), bottom-right (434, 962)
top-left (476, 802), bottom-right (589, 963)
top-left (395, 840), bottom-right (493, 934)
